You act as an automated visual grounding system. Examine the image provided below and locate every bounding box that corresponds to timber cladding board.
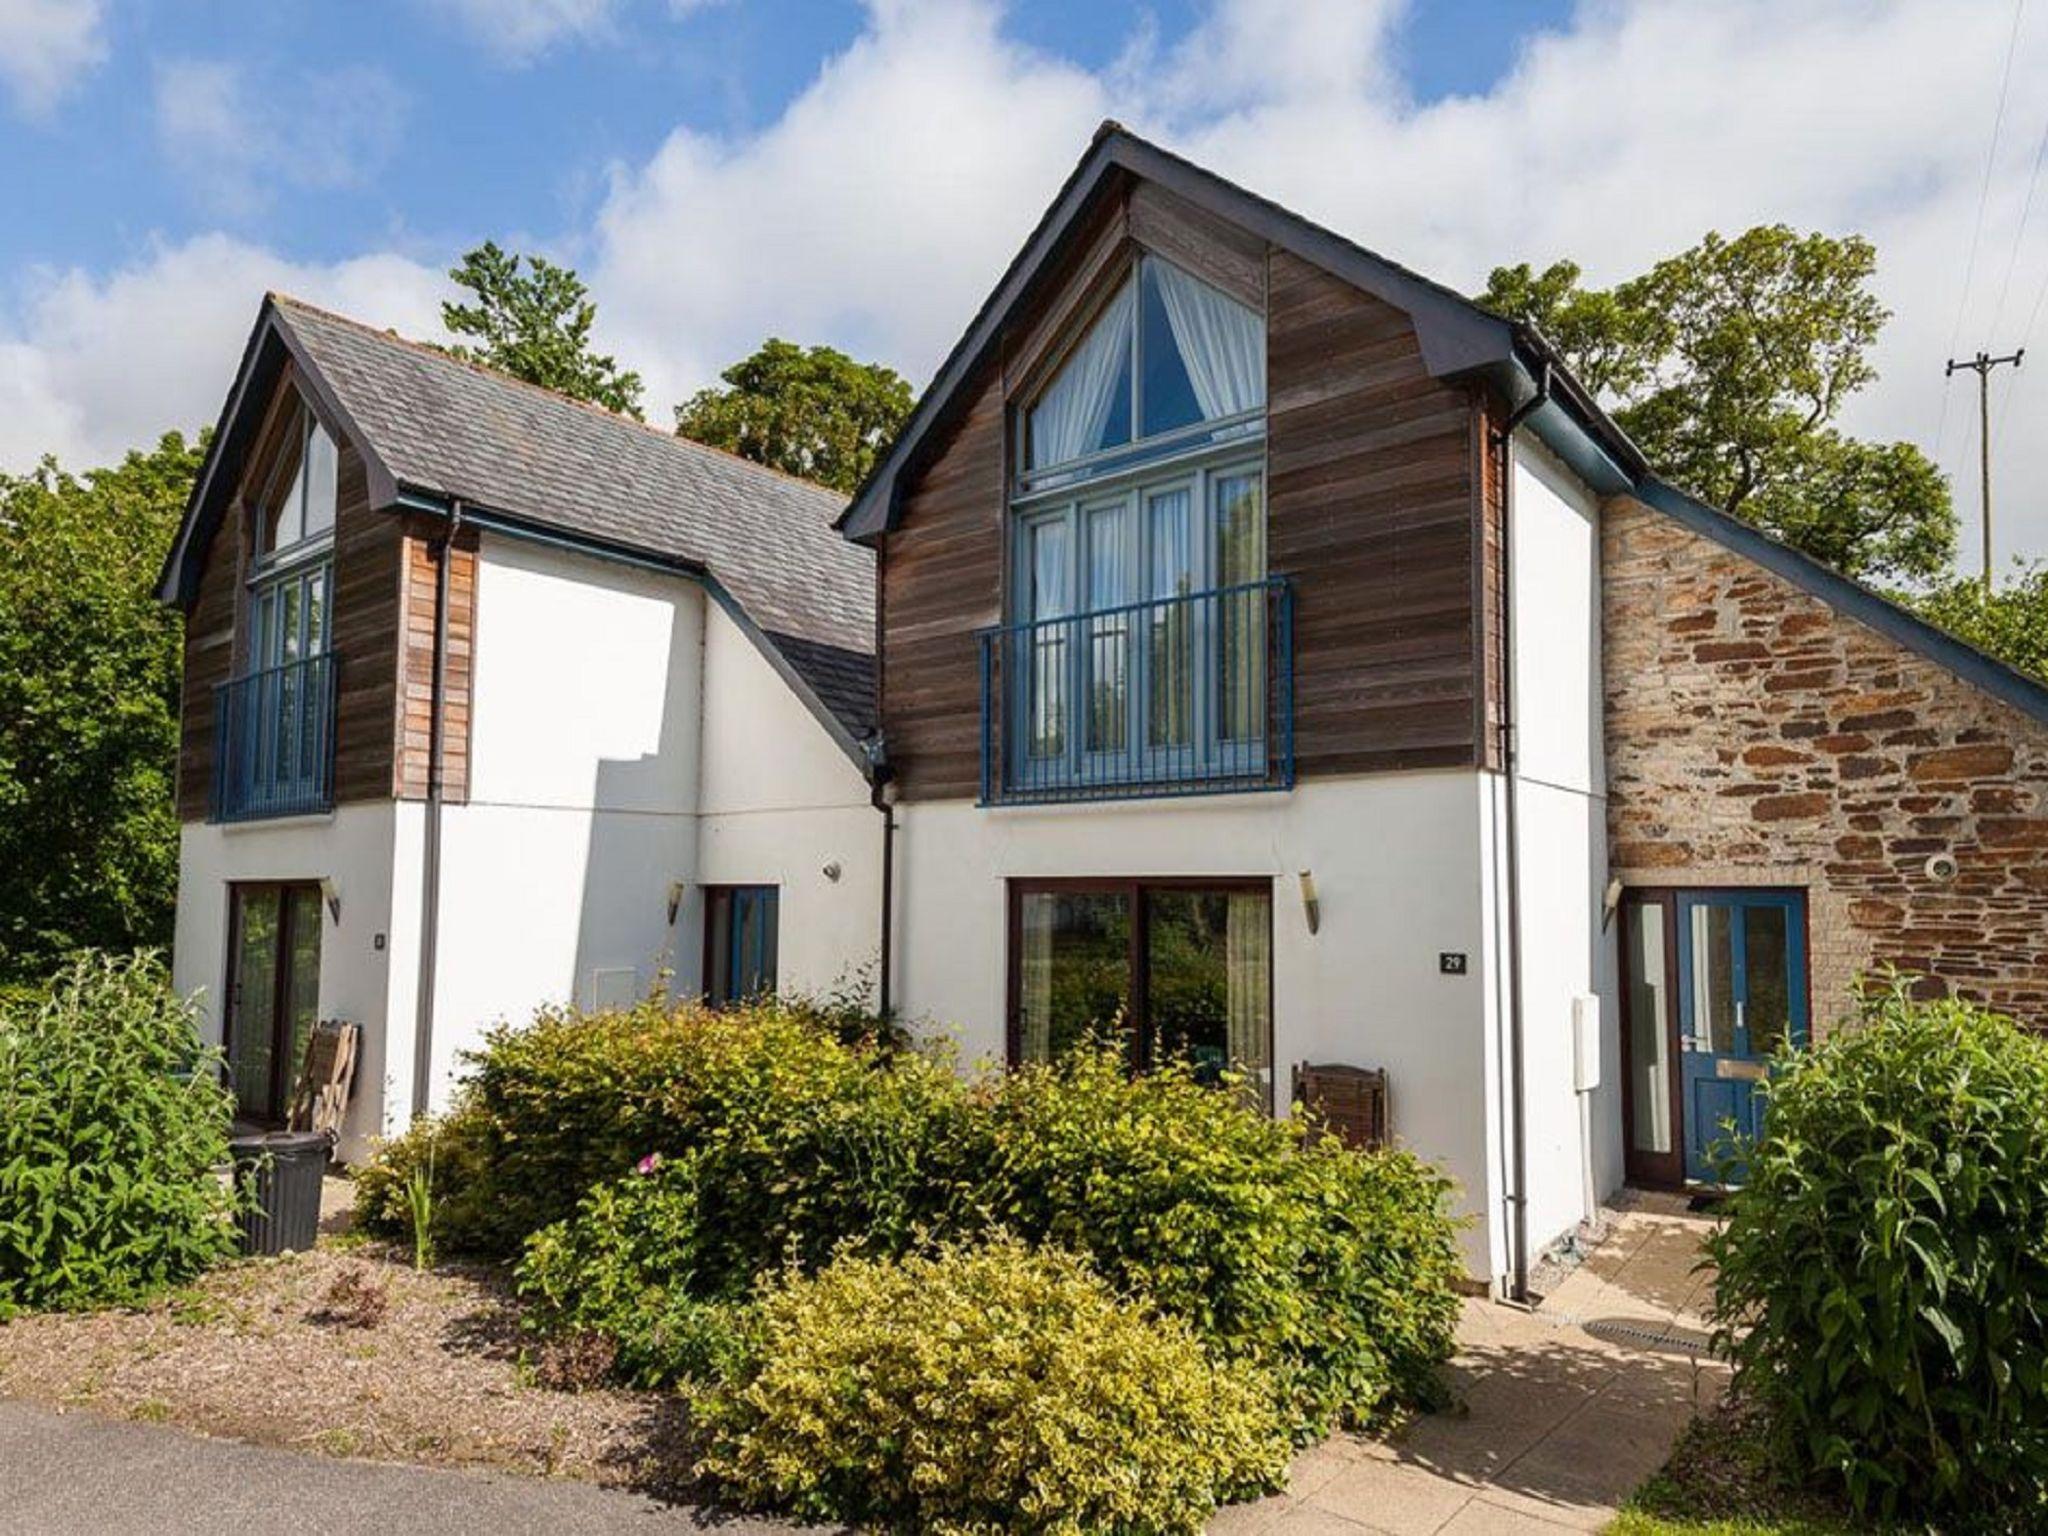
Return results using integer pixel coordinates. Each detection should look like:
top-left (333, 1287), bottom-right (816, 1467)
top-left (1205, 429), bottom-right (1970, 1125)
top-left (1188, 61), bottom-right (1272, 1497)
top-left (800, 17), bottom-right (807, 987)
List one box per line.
top-left (176, 403), bottom-right (406, 820)
top-left (1266, 249), bottom-right (1482, 775)
top-left (396, 518), bottom-right (478, 802)
top-left (877, 204), bottom-right (1491, 799)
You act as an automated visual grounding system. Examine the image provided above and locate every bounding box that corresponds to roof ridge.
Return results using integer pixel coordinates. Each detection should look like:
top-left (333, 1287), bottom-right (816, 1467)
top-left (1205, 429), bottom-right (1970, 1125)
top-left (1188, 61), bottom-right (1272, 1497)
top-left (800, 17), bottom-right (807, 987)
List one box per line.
top-left (264, 291), bottom-right (849, 510)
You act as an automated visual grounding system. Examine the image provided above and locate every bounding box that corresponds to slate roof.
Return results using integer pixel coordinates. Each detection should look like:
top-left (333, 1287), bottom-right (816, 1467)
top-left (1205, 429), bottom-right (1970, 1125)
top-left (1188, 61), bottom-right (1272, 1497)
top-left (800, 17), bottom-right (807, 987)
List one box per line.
top-left (164, 293), bottom-right (875, 750)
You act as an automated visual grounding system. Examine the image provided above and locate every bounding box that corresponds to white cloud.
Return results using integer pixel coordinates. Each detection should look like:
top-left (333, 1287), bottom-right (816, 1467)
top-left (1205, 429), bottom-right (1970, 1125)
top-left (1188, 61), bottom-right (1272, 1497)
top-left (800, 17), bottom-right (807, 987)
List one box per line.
top-left (0, 236), bottom-right (447, 469)
top-left (0, 0), bottom-right (106, 117)
top-left (11, 0), bottom-right (2048, 567)
top-left (428, 0), bottom-right (621, 63)
top-left (155, 59), bottom-right (409, 218)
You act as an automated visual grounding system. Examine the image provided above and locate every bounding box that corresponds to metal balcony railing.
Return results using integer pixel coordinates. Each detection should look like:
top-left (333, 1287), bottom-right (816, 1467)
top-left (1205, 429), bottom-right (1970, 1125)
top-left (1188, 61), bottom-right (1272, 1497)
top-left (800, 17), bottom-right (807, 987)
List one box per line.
top-left (979, 576), bottom-right (1294, 805)
top-left (211, 653), bottom-right (337, 822)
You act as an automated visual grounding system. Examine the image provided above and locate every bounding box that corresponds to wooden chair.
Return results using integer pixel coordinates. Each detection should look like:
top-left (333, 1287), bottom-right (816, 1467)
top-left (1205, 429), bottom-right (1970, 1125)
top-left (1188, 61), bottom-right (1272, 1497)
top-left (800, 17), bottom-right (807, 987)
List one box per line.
top-left (287, 1020), bottom-right (361, 1142)
top-left (1292, 1062), bottom-right (1389, 1151)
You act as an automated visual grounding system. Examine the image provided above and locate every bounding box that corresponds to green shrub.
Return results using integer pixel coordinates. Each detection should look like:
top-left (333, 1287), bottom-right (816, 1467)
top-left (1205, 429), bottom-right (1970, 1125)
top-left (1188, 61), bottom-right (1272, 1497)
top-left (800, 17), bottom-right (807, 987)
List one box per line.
top-left (1707, 981), bottom-right (2048, 1523)
top-left (978, 1045), bottom-right (1463, 1435)
top-left (696, 1237), bottom-right (1291, 1534)
top-left (358, 994), bottom-right (897, 1256)
top-left (0, 952), bottom-right (242, 1315)
top-left (515, 1025), bottom-right (981, 1382)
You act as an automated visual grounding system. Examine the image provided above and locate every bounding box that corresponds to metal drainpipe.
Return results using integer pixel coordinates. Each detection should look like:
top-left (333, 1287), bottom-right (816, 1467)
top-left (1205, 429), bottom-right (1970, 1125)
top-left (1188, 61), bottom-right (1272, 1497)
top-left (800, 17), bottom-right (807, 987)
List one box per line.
top-left (869, 538), bottom-right (895, 1022)
top-left (411, 498), bottom-right (464, 1120)
top-left (1498, 362), bottom-right (1549, 1304)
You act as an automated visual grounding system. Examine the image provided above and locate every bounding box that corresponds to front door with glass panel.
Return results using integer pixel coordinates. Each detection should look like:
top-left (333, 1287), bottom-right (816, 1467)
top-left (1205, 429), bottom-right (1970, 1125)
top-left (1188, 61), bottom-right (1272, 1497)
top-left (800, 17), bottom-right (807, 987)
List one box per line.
top-left (226, 882), bottom-right (323, 1124)
top-left (1009, 878), bottom-right (1274, 1108)
top-left (1620, 889), bottom-right (1808, 1186)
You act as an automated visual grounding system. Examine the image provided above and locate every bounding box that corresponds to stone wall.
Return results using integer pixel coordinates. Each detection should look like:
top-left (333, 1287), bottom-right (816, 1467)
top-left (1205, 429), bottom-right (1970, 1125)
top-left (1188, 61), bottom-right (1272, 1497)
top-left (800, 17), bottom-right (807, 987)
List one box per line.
top-left (1602, 496), bottom-right (2048, 1029)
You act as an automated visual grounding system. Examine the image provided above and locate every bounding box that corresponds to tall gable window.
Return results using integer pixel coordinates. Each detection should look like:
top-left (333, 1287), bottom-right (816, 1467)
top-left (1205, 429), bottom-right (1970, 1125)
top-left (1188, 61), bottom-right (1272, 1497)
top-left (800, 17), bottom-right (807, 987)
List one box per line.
top-left (1022, 255), bottom-right (1264, 492)
top-left (993, 255), bottom-right (1283, 803)
top-left (255, 400), bottom-right (338, 560)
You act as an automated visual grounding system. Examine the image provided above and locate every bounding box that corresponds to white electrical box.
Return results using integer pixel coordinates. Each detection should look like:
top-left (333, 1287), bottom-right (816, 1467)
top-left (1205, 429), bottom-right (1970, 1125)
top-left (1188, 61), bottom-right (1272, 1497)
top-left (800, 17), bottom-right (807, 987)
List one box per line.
top-left (1572, 994), bottom-right (1601, 1093)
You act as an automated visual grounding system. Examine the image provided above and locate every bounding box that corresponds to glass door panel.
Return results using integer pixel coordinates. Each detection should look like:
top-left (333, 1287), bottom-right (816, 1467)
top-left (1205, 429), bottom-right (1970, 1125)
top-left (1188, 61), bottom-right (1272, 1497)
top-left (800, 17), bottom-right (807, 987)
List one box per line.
top-left (1144, 487), bottom-right (1194, 752)
top-left (1145, 888), bottom-right (1271, 1105)
top-left (1082, 499), bottom-right (1132, 757)
top-left (1622, 901), bottom-right (1676, 1166)
top-left (1212, 470), bottom-right (1265, 746)
top-left (228, 887), bottom-right (281, 1117)
top-left (1024, 516), bottom-right (1070, 762)
top-left (1016, 889), bottom-right (1133, 1064)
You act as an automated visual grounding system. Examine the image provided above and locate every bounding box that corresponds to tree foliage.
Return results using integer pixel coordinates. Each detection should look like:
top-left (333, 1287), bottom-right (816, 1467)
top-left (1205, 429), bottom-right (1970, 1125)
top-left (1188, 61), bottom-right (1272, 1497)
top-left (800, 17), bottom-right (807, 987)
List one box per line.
top-left (674, 338), bottom-right (913, 494)
top-left (0, 433), bottom-right (202, 987)
top-left (1903, 564), bottom-right (2048, 683)
top-left (1482, 226), bottom-right (1955, 583)
top-left (441, 241), bottom-right (645, 419)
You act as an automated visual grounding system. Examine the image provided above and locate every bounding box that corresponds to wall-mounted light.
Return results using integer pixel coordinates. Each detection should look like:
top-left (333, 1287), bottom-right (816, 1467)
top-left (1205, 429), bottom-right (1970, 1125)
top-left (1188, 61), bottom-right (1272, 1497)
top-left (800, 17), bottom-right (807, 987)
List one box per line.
top-left (320, 877), bottom-right (342, 924)
top-left (1600, 876), bottom-right (1624, 932)
top-left (822, 861), bottom-right (843, 883)
top-left (666, 881), bottom-right (686, 926)
top-left (1298, 870), bottom-right (1320, 936)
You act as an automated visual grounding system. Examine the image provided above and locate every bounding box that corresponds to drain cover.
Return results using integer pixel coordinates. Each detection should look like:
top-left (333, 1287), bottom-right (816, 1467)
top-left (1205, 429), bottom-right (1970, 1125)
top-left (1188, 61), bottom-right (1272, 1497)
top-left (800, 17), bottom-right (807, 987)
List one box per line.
top-left (1580, 1317), bottom-right (1712, 1355)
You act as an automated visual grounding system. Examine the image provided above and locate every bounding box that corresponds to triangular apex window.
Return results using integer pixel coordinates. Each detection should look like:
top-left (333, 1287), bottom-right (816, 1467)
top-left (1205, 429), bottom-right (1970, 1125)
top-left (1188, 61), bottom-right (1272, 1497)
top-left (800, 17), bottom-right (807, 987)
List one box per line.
top-left (251, 391), bottom-right (338, 562)
top-left (1025, 255), bottom-right (1264, 483)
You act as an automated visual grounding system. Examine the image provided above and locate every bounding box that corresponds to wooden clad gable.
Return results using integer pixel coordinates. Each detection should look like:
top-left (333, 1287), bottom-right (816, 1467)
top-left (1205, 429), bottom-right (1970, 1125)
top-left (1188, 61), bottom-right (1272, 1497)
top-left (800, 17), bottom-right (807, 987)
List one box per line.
top-left (877, 171), bottom-right (1497, 800)
top-left (174, 370), bottom-right (431, 820)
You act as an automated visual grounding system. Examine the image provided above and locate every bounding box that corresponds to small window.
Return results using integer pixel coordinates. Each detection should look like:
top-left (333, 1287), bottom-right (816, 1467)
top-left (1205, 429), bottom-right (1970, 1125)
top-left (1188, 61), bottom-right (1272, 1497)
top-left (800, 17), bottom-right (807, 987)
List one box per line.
top-left (256, 402), bottom-right (338, 559)
top-left (704, 885), bottom-right (779, 1007)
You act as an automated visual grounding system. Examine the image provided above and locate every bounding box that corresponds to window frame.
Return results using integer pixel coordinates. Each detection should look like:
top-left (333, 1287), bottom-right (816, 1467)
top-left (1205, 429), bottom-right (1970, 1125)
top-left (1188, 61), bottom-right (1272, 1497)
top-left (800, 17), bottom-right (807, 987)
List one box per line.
top-left (223, 878), bottom-right (324, 1126)
top-left (250, 400), bottom-right (339, 570)
top-left (702, 884), bottom-right (781, 1008)
top-left (1004, 875), bottom-right (1275, 1110)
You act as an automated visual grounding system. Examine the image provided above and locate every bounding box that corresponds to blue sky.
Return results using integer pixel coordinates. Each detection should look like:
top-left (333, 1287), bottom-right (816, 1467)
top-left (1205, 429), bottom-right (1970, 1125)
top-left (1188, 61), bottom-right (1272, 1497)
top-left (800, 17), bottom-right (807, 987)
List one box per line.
top-left (2, 0), bottom-right (1569, 279)
top-left (3, 1), bottom-right (2045, 568)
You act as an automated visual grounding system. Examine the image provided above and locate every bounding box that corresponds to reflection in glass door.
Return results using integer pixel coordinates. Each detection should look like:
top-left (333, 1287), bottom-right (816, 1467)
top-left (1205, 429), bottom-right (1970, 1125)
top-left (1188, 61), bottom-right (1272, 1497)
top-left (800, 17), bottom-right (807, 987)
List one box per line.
top-left (226, 882), bottom-right (323, 1124)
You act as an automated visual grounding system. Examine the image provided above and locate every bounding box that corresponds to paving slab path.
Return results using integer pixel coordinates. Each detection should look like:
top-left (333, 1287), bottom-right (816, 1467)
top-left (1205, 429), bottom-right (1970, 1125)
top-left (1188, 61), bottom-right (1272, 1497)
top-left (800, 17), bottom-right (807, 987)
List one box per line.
top-left (1214, 1191), bottom-right (1726, 1536)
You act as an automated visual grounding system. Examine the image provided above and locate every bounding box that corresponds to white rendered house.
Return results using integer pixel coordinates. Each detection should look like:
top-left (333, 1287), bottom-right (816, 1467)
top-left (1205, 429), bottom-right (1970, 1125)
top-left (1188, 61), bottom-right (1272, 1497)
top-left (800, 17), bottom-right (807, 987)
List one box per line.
top-left (156, 296), bottom-right (883, 1160)
top-left (160, 127), bottom-right (2048, 1296)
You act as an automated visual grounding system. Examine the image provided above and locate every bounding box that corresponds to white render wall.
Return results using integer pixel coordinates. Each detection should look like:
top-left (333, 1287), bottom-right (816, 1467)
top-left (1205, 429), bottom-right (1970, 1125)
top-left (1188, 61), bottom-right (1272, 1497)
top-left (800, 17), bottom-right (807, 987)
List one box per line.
top-left (889, 773), bottom-right (1499, 1276)
top-left (422, 535), bottom-right (704, 1110)
top-left (173, 531), bottom-right (882, 1142)
top-left (172, 802), bottom-right (406, 1159)
top-left (697, 596), bottom-right (881, 1001)
top-left (1502, 437), bottom-right (1623, 1258)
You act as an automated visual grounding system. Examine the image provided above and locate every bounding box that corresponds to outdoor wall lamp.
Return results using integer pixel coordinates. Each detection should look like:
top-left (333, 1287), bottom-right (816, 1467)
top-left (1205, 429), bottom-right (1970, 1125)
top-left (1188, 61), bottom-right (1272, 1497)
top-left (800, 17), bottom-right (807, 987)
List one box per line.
top-left (1600, 876), bottom-right (1623, 932)
top-left (666, 881), bottom-right (686, 926)
top-left (1298, 870), bottom-right (1320, 936)
top-left (320, 877), bottom-right (341, 924)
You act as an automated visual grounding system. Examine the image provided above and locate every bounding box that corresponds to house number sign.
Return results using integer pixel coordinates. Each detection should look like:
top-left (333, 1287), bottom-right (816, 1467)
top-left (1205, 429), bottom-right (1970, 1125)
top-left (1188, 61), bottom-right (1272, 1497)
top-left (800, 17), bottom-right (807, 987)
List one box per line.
top-left (1439, 952), bottom-right (1468, 975)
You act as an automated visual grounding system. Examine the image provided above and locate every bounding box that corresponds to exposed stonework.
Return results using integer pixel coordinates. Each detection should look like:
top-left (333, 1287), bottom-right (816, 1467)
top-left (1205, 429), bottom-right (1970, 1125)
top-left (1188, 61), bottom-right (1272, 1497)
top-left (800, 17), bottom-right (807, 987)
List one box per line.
top-left (1602, 496), bottom-right (2048, 1029)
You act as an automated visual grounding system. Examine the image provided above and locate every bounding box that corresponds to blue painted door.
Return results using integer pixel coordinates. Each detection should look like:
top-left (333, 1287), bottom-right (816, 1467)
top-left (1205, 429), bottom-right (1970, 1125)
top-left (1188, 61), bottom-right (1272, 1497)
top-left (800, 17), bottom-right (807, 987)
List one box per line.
top-left (1676, 891), bottom-right (1808, 1183)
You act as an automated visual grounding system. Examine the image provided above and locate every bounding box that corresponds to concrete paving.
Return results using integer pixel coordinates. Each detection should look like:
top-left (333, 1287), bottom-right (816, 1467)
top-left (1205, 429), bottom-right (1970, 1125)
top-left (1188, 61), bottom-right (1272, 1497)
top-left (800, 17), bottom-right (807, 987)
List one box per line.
top-left (1214, 1191), bottom-right (1725, 1535)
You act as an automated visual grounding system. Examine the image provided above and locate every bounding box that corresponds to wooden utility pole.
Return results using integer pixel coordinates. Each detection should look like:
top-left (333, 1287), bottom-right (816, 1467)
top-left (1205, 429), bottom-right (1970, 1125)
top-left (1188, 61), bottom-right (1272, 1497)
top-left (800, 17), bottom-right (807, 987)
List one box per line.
top-left (1946, 348), bottom-right (2024, 587)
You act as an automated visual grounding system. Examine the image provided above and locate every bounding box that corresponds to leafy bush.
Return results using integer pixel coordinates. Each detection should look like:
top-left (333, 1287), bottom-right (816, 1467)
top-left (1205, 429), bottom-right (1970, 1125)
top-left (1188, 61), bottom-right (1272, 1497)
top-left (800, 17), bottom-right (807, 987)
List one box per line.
top-left (0, 952), bottom-right (241, 1315)
top-left (696, 1237), bottom-right (1291, 1534)
top-left (977, 1045), bottom-right (1464, 1435)
top-left (1707, 982), bottom-right (2048, 1523)
top-left (356, 994), bottom-right (900, 1257)
top-left (516, 1021), bottom-right (980, 1383)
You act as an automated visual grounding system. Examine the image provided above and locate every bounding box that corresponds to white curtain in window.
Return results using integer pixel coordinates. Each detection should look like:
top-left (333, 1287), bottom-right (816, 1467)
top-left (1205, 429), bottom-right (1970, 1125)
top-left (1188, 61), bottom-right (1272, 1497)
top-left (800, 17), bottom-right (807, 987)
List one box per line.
top-left (1154, 262), bottom-right (1264, 422)
top-left (1019, 894), bottom-right (1056, 1060)
top-left (1029, 283), bottom-right (1135, 469)
top-left (1225, 891), bottom-right (1271, 1094)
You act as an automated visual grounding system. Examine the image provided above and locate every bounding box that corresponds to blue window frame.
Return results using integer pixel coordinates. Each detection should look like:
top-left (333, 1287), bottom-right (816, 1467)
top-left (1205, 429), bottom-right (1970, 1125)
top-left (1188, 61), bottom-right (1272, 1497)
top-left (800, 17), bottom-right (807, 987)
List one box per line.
top-left (704, 885), bottom-right (779, 1007)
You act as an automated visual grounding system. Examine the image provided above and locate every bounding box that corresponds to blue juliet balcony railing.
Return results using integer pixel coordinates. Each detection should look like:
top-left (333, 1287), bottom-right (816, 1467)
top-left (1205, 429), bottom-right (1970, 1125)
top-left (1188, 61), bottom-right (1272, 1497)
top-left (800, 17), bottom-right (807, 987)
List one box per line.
top-left (211, 653), bottom-right (338, 822)
top-left (978, 576), bottom-right (1294, 805)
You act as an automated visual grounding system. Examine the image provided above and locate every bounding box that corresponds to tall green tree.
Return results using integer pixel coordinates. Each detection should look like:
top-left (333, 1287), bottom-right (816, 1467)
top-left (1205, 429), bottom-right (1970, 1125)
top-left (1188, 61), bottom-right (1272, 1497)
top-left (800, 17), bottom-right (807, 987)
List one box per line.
top-left (442, 242), bottom-right (645, 419)
top-left (0, 432), bottom-right (203, 986)
top-left (675, 338), bottom-right (913, 495)
top-left (1482, 226), bottom-right (1955, 584)
top-left (1904, 565), bottom-right (2048, 683)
